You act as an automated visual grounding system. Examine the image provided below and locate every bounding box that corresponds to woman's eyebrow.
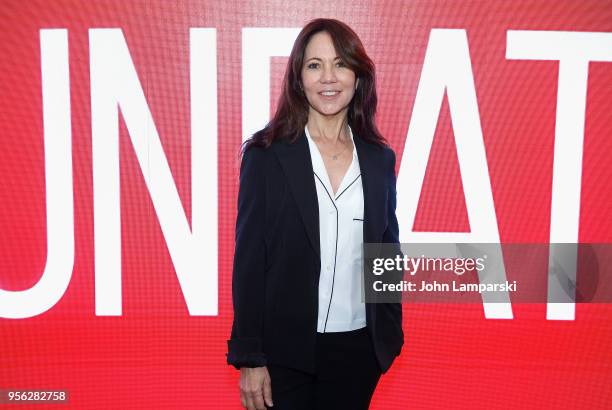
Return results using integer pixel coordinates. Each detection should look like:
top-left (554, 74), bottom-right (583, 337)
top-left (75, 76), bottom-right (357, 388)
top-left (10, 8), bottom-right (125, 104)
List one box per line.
top-left (304, 56), bottom-right (342, 62)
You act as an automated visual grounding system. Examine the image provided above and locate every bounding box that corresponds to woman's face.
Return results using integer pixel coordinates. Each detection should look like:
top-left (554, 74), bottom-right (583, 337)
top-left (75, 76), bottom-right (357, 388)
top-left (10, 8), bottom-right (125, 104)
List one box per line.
top-left (301, 31), bottom-right (357, 119)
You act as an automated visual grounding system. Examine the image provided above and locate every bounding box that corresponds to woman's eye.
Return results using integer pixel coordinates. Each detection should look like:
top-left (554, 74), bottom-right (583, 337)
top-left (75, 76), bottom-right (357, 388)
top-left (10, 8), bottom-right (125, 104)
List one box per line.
top-left (307, 62), bottom-right (319, 69)
top-left (336, 61), bottom-right (346, 67)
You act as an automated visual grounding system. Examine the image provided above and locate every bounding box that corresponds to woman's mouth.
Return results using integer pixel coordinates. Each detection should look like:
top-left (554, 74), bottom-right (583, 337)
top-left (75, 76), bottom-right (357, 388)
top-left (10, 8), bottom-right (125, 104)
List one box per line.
top-left (319, 90), bottom-right (340, 98)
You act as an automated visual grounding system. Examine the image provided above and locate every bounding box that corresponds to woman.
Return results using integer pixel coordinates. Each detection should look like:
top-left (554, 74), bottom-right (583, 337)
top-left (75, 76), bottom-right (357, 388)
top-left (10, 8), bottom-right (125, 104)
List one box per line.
top-left (227, 18), bottom-right (404, 410)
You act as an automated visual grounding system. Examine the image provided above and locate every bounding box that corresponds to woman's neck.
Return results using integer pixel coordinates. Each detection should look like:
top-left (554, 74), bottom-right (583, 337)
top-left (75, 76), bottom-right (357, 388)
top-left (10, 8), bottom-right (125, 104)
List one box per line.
top-left (306, 110), bottom-right (350, 144)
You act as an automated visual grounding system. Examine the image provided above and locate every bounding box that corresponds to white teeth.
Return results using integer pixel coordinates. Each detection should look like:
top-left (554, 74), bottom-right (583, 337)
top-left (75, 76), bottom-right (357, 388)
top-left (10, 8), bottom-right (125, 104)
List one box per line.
top-left (321, 91), bottom-right (339, 96)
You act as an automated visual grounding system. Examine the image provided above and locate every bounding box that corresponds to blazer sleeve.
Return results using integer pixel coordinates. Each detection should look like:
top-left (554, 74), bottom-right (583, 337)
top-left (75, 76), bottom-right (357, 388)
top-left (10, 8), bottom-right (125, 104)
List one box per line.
top-left (382, 148), bottom-right (399, 246)
top-left (226, 146), bottom-right (268, 369)
top-left (381, 148), bottom-right (405, 309)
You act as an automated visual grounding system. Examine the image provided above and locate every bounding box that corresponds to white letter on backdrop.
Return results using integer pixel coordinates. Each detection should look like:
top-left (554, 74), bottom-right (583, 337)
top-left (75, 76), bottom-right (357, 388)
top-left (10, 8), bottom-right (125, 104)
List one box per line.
top-left (89, 28), bottom-right (218, 316)
top-left (507, 30), bottom-right (612, 320)
top-left (397, 29), bottom-right (512, 319)
top-left (0, 29), bottom-right (74, 318)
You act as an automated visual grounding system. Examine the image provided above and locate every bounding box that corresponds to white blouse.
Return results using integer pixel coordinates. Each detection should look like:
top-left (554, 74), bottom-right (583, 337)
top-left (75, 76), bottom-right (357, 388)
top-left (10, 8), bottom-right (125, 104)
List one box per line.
top-left (305, 125), bottom-right (367, 333)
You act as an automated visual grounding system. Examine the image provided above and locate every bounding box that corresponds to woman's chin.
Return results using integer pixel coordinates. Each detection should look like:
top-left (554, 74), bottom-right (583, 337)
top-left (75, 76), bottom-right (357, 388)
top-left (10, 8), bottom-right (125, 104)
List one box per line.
top-left (309, 105), bottom-right (350, 119)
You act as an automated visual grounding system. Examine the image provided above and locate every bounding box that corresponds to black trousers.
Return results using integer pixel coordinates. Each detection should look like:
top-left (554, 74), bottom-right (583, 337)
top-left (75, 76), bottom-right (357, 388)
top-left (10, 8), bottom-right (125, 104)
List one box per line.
top-left (266, 327), bottom-right (382, 410)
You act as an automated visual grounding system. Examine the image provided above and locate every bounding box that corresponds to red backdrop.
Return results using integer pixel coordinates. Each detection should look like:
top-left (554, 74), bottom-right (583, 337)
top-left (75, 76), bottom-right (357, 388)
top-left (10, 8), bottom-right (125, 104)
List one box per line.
top-left (1, 0), bottom-right (611, 408)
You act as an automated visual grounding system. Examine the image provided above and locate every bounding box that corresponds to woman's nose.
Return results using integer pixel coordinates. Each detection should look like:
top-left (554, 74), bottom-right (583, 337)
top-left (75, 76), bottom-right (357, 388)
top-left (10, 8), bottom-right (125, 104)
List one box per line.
top-left (320, 64), bottom-right (337, 82)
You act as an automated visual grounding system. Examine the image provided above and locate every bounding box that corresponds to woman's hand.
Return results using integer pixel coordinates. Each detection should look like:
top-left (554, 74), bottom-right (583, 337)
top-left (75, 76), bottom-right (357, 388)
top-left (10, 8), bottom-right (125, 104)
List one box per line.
top-left (239, 366), bottom-right (273, 409)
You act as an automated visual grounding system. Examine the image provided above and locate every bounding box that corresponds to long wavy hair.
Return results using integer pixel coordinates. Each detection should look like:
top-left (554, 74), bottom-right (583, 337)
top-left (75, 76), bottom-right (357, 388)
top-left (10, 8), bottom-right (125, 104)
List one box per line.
top-left (242, 18), bottom-right (386, 153)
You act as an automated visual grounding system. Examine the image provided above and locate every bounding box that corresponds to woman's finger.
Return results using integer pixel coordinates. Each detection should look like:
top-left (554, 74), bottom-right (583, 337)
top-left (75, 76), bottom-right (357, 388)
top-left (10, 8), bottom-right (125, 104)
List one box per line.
top-left (250, 389), bottom-right (266, 410)
top-left (263, 373), bottom-right (273, 407)
top-left (244, 393), bottom-right (256, 410)
top-left (239, 389), bottom-right (247, 408)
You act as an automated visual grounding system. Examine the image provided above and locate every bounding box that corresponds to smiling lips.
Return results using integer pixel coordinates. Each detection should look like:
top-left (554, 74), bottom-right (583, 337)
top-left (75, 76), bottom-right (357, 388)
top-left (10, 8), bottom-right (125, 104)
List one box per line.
top-left (319, 90), bottom-right (341, 97)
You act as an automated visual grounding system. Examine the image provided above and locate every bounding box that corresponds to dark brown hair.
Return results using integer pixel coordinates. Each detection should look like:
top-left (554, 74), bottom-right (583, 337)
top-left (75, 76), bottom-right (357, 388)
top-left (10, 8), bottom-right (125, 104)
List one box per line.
top-left (242, 18), bottom-right (386, 152)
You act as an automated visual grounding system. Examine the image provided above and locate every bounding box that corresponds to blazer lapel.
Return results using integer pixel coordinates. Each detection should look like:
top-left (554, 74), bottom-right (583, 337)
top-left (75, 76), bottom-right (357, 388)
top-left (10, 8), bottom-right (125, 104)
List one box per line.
top-left (273, 132), bottom-right (321, 260)
top-left (272, 131), bottom-right (387, 263)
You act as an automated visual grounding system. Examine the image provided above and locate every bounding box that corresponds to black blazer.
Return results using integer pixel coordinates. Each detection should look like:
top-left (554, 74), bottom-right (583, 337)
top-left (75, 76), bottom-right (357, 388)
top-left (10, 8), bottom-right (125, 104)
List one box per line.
top-left (227, 129), bottom-right (404, 374)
